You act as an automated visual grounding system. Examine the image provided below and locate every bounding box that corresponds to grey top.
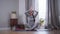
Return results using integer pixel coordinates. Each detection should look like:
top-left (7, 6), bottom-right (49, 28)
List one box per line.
top-left (25, 10), bottom-right (38, 30)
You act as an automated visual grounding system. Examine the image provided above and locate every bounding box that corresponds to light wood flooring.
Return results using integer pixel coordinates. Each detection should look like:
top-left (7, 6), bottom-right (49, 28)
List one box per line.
top-left (0, 30), bottom-right (60, 34)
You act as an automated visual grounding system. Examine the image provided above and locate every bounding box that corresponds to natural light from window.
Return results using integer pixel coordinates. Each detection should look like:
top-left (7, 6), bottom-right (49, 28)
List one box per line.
top-left (38, 0), bottom-right (47, 19)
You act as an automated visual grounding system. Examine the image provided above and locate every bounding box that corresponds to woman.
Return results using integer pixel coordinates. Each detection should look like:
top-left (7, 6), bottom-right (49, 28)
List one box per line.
top-left (25, 8), bottom-right (38, 30)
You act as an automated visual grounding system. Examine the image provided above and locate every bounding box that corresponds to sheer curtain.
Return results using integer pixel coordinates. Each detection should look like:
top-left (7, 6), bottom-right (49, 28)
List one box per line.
top-left (38, 0), bottom-right (47, 19)
top-left (46, 0), bottom-right (59, 29)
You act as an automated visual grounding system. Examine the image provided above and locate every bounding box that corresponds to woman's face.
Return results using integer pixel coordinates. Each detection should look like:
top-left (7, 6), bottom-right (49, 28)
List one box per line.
top-left (29, 11), bottom-right (33, 16)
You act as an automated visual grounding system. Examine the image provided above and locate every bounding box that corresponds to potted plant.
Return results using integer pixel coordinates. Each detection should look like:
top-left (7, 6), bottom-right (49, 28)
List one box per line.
top-left (40, 18), bottom-right (44, 26)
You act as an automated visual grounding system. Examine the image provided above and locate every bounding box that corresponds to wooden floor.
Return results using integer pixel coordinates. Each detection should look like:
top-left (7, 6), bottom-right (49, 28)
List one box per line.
top-left (0, 30), bottom-right (59, 34)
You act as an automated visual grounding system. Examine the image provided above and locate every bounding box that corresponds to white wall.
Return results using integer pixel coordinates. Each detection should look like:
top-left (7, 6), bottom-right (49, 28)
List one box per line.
top-left (0, 0), bottom-right (26, 27)
top-left (0, 0), bottom-right (19, 27)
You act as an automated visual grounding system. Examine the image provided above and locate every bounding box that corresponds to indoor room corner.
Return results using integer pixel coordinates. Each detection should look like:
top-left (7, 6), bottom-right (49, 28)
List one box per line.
top-left (0, 0), bottom-right (60, 34)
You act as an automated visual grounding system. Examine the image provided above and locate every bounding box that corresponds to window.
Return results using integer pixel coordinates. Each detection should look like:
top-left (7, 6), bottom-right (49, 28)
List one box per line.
top-left (38, 0), bottom-right (47, 19)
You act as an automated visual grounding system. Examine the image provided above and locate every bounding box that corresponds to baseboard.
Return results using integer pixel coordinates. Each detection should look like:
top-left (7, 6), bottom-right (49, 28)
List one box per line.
top-left (0, 27), bottom-right (10, 30)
